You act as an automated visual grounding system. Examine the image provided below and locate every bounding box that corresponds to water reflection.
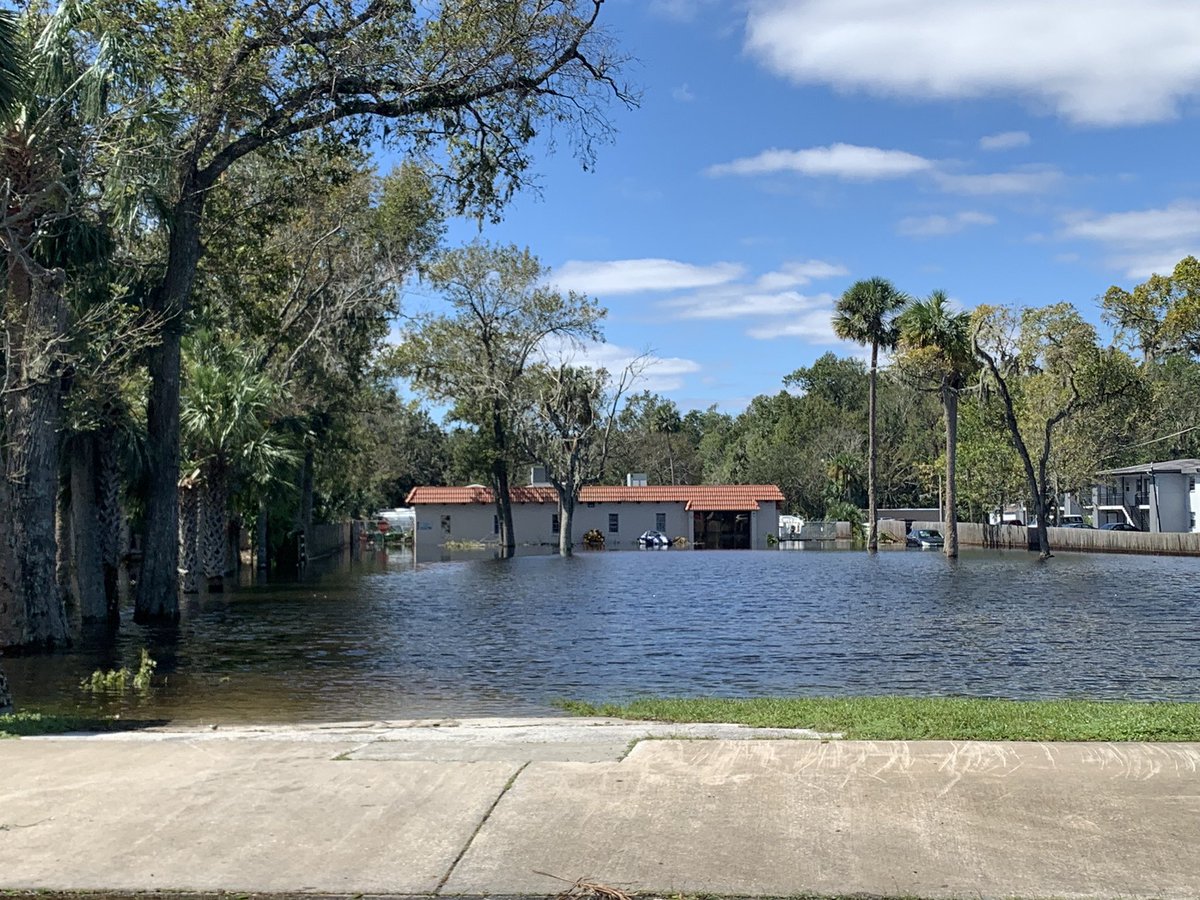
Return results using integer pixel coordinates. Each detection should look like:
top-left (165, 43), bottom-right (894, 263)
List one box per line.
top-left (7, 546), bottom-right (1200, 723)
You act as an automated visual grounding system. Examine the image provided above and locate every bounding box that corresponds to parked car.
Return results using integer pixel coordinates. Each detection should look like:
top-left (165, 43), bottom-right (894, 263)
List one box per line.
top-left (1060, 522), bottom-right (1093, 529)
top-left (906, 528), bottom-right (944, 549)
top-left (1099, 522), bottom-right (1140, 532)
top-left (638, 530), bottom-right (670, 548)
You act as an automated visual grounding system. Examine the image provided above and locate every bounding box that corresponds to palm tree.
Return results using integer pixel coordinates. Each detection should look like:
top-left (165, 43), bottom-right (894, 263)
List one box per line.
top-left (832, 277), bottom-right (910, 552)
top-left (0, 10), bottom-right (26, 118)
top-left (897, 290), bottom-right (974, 558)
top-left (181, 333), bottom-right (293, 592)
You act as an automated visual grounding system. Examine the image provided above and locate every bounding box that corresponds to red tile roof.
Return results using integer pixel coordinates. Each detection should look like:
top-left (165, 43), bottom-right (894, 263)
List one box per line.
top-left (406, 484), bottom-right (785, 507)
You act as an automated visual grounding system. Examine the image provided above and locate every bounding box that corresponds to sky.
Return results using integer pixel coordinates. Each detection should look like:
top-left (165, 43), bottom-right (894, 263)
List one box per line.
top-left (410, 0), bottom-right (1200, 415)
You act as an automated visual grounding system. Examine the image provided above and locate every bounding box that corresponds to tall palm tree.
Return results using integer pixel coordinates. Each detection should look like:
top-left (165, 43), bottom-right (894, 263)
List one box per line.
top-left (897, 290), bottom-right (974, 558)
top-left (832, 277), bottom-right (909, 552)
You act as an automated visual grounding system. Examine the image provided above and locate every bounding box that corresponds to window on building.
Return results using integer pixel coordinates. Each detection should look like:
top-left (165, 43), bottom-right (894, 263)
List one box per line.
top-left (441, 515), bottom-right (451, 535)
top-left (656, 512), bottom-right (666, 531)
top-left (1191, 477), bottom-right (1197, 493)
top-left (552, 514), bottom-right (560, 534)
top-left (587, 502), bottom-right (596, 508)
top-left (609, 513), bottom-right (619, 533)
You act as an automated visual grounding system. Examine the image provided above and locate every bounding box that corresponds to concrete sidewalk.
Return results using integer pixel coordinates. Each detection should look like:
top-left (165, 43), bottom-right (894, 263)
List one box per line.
top-left (2, 718), bottom-right (1198, 899)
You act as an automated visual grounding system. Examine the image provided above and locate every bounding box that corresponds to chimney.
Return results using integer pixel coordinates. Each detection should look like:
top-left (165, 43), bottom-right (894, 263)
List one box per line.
top-left (626, 473), bottom-right (648, 487)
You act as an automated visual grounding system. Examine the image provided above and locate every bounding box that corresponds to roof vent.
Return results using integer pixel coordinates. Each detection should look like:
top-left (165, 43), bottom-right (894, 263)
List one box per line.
top-left (626, 472), bottom-right (648, 487)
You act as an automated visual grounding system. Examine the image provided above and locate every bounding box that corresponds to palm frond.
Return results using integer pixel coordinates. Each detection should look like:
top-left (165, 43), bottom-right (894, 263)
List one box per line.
top-left (0, 8), bottom-right (29, 120)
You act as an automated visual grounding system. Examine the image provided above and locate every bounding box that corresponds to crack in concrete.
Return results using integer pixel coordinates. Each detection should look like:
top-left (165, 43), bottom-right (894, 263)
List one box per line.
top-left (434, 760), bottom-right (530, 894)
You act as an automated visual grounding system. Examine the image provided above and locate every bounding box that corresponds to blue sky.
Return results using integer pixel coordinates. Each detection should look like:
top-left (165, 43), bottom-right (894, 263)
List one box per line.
top-left (415, 0), bottom-right (1200, 414)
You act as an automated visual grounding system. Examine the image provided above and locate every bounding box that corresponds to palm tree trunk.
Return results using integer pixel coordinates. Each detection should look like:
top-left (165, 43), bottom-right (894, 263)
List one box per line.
top-left (179, 482), bottom-right (201, 594)
top-left (68, 434), bottom-right (108, 622)
top-left (867, 340), bottom-right (879, 552)
top-left (96, 428), bottom-right (122, 622)
top-left (298, 447), bottom-right (314, 538)
top-left (256, 498), bottom-right (269, 574)
top-left (943, 388), bottom-right (959, 559)
top-left (200, 461), bottom-right (229, 592)
top-left (2, 258), bottom-right (70, 649)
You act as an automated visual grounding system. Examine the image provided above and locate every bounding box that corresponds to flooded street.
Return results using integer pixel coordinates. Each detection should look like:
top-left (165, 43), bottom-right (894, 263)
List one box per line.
top-left (7, 546), bottom-right (1200, 722)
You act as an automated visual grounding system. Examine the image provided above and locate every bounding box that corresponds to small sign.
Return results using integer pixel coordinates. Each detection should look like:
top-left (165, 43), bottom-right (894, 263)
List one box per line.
top-left (418, 521), bottom-right (433, 530)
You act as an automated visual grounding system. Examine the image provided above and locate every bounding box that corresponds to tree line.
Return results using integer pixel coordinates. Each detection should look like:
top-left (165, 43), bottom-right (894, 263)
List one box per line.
top-left (0, 0), bottom-right (631, 712)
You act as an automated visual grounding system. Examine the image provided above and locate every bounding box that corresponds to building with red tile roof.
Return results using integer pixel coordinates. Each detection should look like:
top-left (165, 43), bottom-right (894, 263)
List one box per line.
top-left (406, 481), bottom-right (785, 550)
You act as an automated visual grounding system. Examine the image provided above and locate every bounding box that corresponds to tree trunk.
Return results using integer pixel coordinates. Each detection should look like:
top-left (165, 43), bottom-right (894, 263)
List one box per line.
top-left (943, 388), bottom-right (959, 559)
top-left (68, 434), bottom-right (108, 623)
top-left (136, 184), bottom-right (207, 622)
top-left (200, 461), bottom-right (228, 592)
top-left (665, 433), bottom-right (675, 485)
top-left (491, 408), bottom-right (515, 557)
top-left (0, 661), bottom-right (11, 713)
top-left (96, 428), bottom-right (122, 622)
top-left (256, 497), bottom-right (269, 574)
top-left (298, 447), bottom-right (314, 538)
top-left (559, 492), bottom-right (575, 557)
top-left (867, 340), bottom-right (879, 553)
top-left (2, 261), bottom-right (70, 649)
top-left (179, 482), bottom-right (201, 594)
top-left (56, 477), bottom-right (76, 628)
top-left (137, 331), bottom-right (184, 618)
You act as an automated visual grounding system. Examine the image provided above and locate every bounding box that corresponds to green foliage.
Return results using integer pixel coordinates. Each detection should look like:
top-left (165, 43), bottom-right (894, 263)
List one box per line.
top-left (0, 711), bottom-right (134, 738)
top-left (559, 696), bottom-right (1200, 742)
top-left (80, 648), bottom-right (157, 695)
top-left (822, 499), bottom-right (863, 539)
top-left (832, 277), bottom-right (910, 352)
top-left (181, 330), bottom-right (293, 483)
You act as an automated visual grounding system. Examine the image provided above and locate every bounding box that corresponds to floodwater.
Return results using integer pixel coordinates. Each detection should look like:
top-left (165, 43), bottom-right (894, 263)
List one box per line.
top-left (6, 545), bottom-right (1200, 723)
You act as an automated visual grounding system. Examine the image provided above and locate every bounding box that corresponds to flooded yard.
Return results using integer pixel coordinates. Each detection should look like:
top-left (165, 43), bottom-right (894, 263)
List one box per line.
top-left (6, 546), bottom-right (1200, 722)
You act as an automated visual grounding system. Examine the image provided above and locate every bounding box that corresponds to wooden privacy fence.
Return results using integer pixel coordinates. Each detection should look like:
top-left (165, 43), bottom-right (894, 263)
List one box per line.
top-left (306, 522), bottom-right (351, 561)
top-left (878, 518), bottom-right (1200, 556)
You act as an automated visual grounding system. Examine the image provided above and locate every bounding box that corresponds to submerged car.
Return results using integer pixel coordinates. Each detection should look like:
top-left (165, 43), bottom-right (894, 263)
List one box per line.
top-left (906, 528), bottom-right (944, 549)
top-left (1099, 522), bottom-right (1139, 532)
top-left (638, 530), bottom-right (670, 548)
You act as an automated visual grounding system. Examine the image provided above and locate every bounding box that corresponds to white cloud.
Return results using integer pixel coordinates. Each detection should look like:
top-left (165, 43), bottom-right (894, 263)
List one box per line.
top-left (650, 0), bottom-right (718, 21)
top-left (664, 287), bottom-right (835, 320)
top-left (933, 167), bottom-right (1062, 195)
top-left (979, 131), bottom-right (1031, 151)
top-left (708, 143), bottom-right (1062, 195)
top-left (744, 0), bottom-right (1200, 126)
top-left (1062, 203), bottom-right (1200, 276)
top-left (538, 338), bottom-right (702, 392)
top-left (746, 309), bottom-right (841, 343)
top-left (672, 83), bottom-right (696, 102)
top-left (755, 260), bottom-right (848, 290)
top-left (897, 211), bottom-right (997, 237)
top-left (706, 144), bottom-right (935, 180)
top-left (551, 259), bottom-right (743, 295)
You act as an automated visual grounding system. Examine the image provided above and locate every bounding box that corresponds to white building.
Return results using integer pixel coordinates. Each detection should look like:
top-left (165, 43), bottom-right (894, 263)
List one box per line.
top-left (1091, 459), bottom-right (1200, 533)
top-left (406, 482), bottom-right (785, 550)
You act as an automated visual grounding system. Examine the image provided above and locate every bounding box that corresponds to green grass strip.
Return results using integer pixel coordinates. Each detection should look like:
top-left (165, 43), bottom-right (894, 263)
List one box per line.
top-left (558, 696), bottom-right (1200, 742)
